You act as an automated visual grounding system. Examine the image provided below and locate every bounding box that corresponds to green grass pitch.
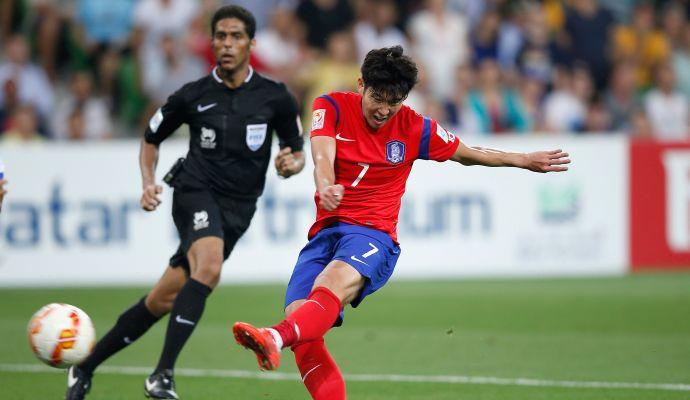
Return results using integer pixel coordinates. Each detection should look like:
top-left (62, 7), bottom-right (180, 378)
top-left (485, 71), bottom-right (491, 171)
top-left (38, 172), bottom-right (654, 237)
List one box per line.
top-left (1, 273), bottom-right (689, 399)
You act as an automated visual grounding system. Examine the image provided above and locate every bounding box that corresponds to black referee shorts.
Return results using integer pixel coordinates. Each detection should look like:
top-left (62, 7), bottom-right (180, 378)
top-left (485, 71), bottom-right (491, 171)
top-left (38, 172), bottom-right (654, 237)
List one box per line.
top-left (169, 188), bottom-right (257, 273)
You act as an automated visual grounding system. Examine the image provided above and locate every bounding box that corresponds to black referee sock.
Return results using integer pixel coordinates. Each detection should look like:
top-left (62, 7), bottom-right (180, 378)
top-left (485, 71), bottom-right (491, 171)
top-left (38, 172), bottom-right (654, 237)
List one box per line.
top-left (79, 297), bottom-right (160, 374)
top-left (155, 278), bottom-right (212, 373)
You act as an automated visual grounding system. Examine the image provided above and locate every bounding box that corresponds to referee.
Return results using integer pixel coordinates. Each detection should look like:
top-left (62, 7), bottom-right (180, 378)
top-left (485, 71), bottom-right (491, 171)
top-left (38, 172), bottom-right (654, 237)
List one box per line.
top-left (65, 6), bottom-right (305, 400)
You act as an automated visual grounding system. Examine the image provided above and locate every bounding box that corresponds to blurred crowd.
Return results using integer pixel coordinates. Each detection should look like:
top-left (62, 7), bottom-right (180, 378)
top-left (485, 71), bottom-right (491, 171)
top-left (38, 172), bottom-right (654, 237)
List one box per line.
top-left (1, 0), bottom-right (690, 141)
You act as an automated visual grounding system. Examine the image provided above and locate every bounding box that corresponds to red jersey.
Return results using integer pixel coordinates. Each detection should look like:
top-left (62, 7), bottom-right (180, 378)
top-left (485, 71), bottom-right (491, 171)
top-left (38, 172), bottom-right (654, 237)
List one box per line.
top-left (308, 92), bottom-right (460, 242)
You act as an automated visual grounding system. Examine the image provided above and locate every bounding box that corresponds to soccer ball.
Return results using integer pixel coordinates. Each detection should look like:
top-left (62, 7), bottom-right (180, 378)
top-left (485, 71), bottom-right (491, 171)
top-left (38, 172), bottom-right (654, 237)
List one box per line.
top-left (27, 303), bottom-right (96, 368)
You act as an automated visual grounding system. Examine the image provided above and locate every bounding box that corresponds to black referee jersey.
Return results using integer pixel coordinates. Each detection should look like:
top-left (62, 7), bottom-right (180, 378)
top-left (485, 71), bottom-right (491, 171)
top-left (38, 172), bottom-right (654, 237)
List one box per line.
top-left (144, 66), bottom-right (304, 201)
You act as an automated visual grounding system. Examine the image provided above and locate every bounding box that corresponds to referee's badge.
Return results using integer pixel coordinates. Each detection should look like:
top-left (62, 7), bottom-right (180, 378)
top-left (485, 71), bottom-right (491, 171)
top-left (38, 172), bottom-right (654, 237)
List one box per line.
top-left (246, 123), bottom-right (267, 151)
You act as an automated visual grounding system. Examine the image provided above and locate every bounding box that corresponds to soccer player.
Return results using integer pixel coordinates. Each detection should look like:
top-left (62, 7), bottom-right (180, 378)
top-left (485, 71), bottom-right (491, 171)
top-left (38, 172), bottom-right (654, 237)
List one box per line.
top-left (65, 6), bottom-right (305, 400)
top-left (232, 46), bottom-right (570, 399)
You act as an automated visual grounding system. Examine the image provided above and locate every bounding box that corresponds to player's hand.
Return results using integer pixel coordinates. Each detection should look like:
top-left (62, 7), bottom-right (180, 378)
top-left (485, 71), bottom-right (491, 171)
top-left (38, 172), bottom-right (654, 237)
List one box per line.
top-left (275, 147), bottom-right (305, 178)
top-left (522, 149), bottom-right (570, 173)
top-left (0, 179), bottom-right (7, 212)
top-left (140, 184), bottom-right (163, 211)
top-left (319, 184), bottom-right (344, 211)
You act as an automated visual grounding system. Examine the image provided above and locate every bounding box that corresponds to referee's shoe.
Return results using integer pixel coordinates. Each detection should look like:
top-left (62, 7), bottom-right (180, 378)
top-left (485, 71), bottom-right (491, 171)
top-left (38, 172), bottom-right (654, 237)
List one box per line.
top-left (65, 365), bottom-right (92, 400)
top-left (144, 369), bottom-right (179, 399)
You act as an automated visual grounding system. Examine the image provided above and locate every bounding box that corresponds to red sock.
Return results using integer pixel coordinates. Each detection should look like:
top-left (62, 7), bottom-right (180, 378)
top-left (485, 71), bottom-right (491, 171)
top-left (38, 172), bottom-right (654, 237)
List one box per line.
top-left (272, 287), bottom-right (341, 348)
top-left (293, 339), bottom-right (346, 400)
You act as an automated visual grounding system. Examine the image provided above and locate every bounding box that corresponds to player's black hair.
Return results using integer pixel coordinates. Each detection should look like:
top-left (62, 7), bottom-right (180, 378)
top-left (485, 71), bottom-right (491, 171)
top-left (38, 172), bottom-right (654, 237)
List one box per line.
top-left (211, 5), bottom-right (256, 39)
top-left (361, 46), bottom-right (418, 103)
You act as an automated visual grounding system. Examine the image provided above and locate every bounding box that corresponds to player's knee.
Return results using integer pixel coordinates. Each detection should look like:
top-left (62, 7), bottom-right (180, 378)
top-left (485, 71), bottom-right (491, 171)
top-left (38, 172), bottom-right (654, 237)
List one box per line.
top-left (313, 275), bottom-right (360, 305)
top-left (190, 261), bottom-right (222, 288)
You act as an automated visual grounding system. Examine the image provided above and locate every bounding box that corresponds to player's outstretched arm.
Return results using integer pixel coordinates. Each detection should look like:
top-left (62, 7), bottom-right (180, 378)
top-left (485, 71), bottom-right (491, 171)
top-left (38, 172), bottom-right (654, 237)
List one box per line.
top-left (275, 147), bottom-right (305, 178)
top-left (311, 136), bottom-right (343, 210)
top-left (449, 140), bottom-right (570, 173)
top-left (139, 139), bottom-right (163, 211)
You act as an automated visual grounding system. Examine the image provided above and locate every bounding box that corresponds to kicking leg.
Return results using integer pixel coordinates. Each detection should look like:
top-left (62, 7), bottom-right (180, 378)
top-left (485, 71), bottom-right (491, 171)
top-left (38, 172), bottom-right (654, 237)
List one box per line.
top-left (233, 260), bottom-right (364, 370)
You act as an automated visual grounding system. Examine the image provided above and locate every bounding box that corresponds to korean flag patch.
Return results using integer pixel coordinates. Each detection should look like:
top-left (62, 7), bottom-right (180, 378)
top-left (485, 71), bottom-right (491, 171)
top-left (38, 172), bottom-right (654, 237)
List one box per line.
top-left (386, 140), bottom-right (406, 164)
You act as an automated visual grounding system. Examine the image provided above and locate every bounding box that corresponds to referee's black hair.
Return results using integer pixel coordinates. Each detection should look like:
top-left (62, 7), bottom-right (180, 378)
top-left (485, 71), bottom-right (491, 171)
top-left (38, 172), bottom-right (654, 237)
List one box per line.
top-left (361, 46), bottom-right (418, 103)
top-left (211, 5), bottom-right (256, 39)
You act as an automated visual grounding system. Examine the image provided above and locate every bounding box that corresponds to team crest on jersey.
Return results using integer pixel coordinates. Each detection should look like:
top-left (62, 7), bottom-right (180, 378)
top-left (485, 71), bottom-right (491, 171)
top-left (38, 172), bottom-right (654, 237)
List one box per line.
top-left (386, 140), bottom-right (406, 164)
top-left (200, 127), bottom-right (217, 149)
top-left (246, 123), bottom-right (267, 151)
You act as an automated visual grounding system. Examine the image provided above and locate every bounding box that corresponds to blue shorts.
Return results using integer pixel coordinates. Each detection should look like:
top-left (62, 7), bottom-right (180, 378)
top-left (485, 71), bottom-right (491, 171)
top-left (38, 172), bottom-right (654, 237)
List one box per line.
top-left (284, 223), bottom-right (401, 326)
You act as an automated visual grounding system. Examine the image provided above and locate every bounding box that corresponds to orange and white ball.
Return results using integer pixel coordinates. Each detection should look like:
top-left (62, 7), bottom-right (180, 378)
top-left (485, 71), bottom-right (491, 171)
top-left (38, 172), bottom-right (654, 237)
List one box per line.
top-left (27, 303), bottom-right (96, 368)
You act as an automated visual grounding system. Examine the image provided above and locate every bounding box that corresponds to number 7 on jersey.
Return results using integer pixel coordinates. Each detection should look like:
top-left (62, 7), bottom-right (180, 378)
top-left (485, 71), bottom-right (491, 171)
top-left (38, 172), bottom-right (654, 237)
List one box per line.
top-left (351, 162), bottom-right (369, 187)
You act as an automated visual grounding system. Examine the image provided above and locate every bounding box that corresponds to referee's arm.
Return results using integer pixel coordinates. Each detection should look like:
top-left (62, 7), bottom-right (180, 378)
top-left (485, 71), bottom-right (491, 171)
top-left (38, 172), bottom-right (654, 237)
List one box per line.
top-left (273, 89), bottom-right (305, 178)
top-left (139, 89), bottom-right (186, 211)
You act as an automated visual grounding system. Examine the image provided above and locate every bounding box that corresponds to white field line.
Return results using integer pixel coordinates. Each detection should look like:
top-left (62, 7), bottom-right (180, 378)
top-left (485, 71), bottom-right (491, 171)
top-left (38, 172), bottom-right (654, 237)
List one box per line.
top-left (1, 363), bottom-right (689, 392)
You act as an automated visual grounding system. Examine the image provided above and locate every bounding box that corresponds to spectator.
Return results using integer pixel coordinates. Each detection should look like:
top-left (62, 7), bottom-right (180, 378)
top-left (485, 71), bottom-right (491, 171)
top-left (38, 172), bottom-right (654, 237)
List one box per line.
top-left (661, 2), bottom-right (686, 50)
top-left (295, 0), bottom-right (354, 50)
top-left (1, 0), bottom-right (23, 42)
top-left (603, 60), bottom-right (642, 132)
top-left (399, 59), bottom-right (450, 124)
top-left (0, 79), bottom-right (20, 133)
top-left (408, 0), bottom-right (469, 100)
top-left (51, 71), bottom-right (113, 140)
top-left (76, 0), bottom-right (137, 49)
top-left (612, 1), bottom-right (670, 87)
top-left (518, 73), bottom-right (547, 132)
top-left (73, 0), bottom-right (138, 97)
top-left (25, 0), bottom-right (68, 82)
top-left (403, 63), bottom-right (430, 114)
top-left (253, 6), bottom-right (308, 84)
top-left (517, 4), bottom-right (567, 85)
top-left (141, 35), bottom-right (206, 106)
top-left (0, 35), bottom-right (54, 123)
top-left (584, 96), bottom-right (612, 132)
top-left (470, 9), bottom-right (500, 63)
top-left (186, 2), bottom-right (221, 71)
top-left (630, 109), bottom-right (654, 137)
top-left (1, 105), bottom-right (43, 142)
top-left (444, 63), bottom-right (478, 131)
top-left (496, 2), bottom-right (529, 72)
top-left (463, 58), bottom-right (529, 134)
top-left (672, 25), bottom-right (690, 101)
top-left (543, 66), bottom-right (587, 132)
top-left (563, 0), bottom-right (615, 91)
top-left (133, 0), bottom-right (200, 74)
top-left (447, 0), bottom-right (489, 29)
top-left (353, 0), bottom-right (408, 62)
top-left (542, 0), bottom-right (565, 34)
top-left (295, 30), bottom-right (360, 125)
top-left (644, 62), bottom-right (689, 140)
